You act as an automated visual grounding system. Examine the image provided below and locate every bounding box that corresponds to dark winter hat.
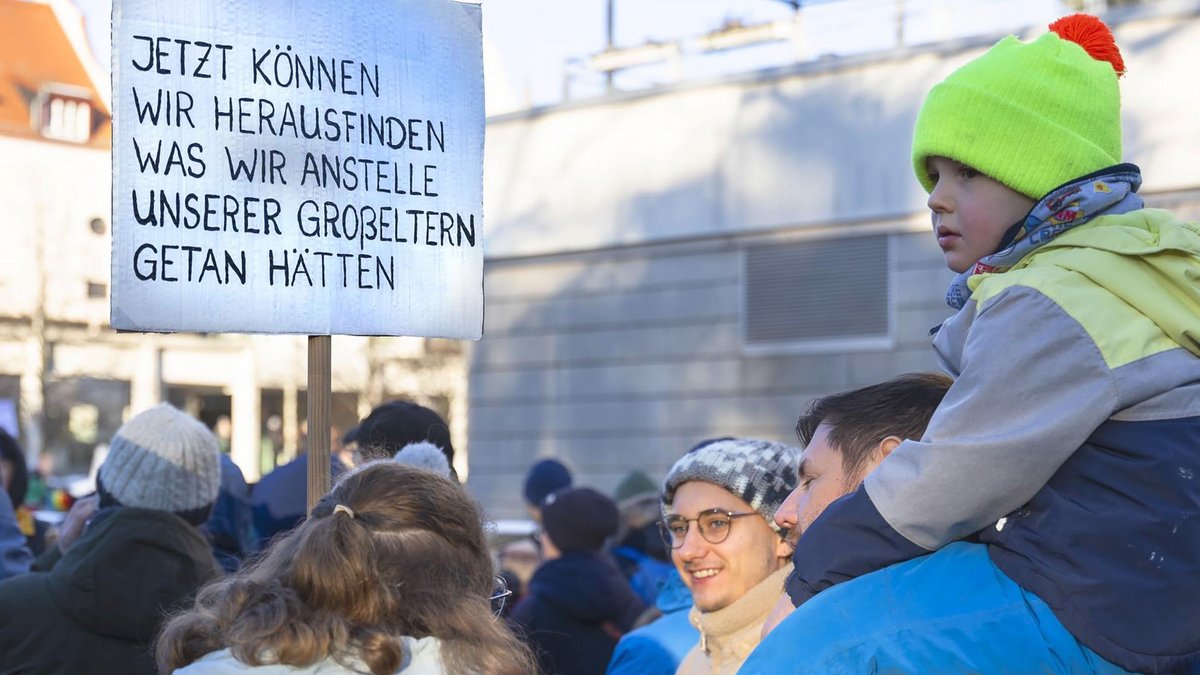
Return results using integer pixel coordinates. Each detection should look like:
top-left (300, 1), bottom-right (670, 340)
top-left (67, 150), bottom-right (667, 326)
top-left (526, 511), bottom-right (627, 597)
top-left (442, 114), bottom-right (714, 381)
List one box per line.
top-left (354, 401), bottom-right (453, 465)
top-left (541, 487), bottom-right (618, 553)
top-left (97, 403), bottom-right (221, 526)
top-left (523, 458), bottom-right (572, 506)
top-left (661, 438), bottom-right (801, 531)
top-left (613, 470), bottom-right (658, 508)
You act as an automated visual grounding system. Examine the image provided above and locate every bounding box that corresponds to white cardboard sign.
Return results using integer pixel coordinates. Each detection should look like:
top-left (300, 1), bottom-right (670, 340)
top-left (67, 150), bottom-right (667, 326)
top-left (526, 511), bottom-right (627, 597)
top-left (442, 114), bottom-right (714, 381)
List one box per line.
top-left (111, 0), bottom-right (484, 338)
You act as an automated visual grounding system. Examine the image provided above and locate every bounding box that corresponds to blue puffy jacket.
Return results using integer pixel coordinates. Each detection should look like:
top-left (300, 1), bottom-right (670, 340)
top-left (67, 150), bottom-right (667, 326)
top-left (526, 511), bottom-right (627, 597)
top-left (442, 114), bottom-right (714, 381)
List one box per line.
top-left (607, 569), bottom-right (699, 675)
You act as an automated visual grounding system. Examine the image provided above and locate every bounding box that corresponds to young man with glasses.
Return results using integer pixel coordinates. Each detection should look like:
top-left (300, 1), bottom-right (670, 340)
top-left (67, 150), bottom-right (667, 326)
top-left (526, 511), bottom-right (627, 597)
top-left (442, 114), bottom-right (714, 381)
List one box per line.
top-left (659, 438), bottom-right (801, 674)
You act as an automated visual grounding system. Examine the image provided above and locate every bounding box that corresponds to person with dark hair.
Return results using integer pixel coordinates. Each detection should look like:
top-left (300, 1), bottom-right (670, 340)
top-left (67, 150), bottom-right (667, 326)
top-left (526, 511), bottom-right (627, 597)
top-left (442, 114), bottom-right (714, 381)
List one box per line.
top-left (354, 400), bottom-right (454, 471)
top-left (0, 428), bottom-right (48, 556)
top-left (251, 401), bottom-right (453, 548)
top-left (522, 458), bottom-right (572, 522)
top-left (775, 372), bottom-right (953, 544)
top-left (511, 486), bottom-right (644, 675)
top-left (756, 373), bottom-right (952, 636)
top-left (0, 403), bottom-right (222, 675)
top-left (158, 461), bottom-right (536, 675)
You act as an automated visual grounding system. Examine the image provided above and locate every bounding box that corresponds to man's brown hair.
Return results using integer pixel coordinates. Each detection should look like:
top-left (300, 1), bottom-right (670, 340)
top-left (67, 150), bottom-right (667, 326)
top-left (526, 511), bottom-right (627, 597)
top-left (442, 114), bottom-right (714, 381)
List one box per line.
top-left (796, 372), bottom-right (953, 482)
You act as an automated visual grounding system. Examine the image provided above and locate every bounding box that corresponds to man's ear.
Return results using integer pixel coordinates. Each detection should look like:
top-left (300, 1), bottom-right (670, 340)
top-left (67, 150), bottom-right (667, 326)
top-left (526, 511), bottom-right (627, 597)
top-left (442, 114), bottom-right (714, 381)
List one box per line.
top-left (877, 435), bottom-right (903, 461)
top-left (774, 530), bottom-right (794, 559)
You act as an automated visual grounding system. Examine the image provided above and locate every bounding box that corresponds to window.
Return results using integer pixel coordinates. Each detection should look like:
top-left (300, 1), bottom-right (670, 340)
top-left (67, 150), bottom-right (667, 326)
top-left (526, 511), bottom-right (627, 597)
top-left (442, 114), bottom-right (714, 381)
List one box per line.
top-left (41, 96), bottom-right (91, 143)
top-left (742, 234), bottom-right (892, 352)
top-left (86, 282), bottom-right (107, 299)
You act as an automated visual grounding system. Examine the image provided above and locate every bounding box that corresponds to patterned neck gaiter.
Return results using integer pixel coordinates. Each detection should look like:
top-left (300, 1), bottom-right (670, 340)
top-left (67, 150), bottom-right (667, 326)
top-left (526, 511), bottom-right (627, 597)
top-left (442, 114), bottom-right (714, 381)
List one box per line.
top-left (946, 164), bottom-right (1144, 309)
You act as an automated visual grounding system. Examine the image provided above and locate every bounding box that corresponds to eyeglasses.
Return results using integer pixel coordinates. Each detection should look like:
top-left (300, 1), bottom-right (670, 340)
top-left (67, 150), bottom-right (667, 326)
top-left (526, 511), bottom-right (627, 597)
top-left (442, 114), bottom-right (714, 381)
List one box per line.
top-left (490, 575), bottom-right (513, 617)
top-left (659, 509), bottom-right (759, 549)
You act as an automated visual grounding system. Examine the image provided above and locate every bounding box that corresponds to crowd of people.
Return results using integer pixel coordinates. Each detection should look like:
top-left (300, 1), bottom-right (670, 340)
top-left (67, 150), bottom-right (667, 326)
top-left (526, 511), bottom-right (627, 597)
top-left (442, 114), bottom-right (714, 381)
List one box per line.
top-left (0, 12), bottom-right (1198, 674)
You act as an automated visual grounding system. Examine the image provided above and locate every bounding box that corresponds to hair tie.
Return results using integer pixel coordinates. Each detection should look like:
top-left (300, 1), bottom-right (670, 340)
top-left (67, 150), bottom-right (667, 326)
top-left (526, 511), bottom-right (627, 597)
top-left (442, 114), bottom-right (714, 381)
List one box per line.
top-left (333, 504), bottom-right (355, 519)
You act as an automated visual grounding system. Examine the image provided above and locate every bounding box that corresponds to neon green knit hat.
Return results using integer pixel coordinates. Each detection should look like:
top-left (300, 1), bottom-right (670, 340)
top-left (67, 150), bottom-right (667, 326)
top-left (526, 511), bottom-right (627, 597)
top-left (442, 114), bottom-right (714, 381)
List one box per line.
top-left (912, 15), bottom-right (1126, 200)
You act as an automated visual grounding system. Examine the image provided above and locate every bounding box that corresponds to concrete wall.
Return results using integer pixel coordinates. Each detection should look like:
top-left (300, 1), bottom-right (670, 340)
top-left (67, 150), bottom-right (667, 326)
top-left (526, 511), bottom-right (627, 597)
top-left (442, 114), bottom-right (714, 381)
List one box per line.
top-left (468, 5), bottom-right (1200, 518)
top-left (469, 228), bottom-right (954, 515)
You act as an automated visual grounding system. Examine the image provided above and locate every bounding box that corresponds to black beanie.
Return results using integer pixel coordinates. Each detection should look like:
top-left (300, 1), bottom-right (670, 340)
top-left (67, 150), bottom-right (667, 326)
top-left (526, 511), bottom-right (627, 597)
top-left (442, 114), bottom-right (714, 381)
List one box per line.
top-left (541, 487), bottom-right (618, 554)
top-left (354, 401), bottom-right (453, 465)
top-left (523, 458), bottom-right (572, 506)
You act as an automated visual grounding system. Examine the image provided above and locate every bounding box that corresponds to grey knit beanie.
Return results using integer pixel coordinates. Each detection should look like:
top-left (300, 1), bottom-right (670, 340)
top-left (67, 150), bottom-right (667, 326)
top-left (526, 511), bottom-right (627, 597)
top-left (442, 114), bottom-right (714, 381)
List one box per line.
top-left (661, 438), bottom-right (801, 531)
top-left (97, 403), bottom-right (221, 525)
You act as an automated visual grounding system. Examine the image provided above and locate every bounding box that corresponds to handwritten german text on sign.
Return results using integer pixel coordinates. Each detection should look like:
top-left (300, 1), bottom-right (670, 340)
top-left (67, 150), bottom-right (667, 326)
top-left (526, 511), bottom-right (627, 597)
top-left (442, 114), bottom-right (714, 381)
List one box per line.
top-left (112, 0), bottom-right (484, 337)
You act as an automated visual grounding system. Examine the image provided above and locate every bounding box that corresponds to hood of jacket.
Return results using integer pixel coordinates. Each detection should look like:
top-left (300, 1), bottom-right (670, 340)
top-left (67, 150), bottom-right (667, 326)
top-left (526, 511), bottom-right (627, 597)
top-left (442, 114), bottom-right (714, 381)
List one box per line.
top-left (528, 550), bottom-right (641, 625)
top-left (48, 506), bottom-right (220, 643)
top-left (990, 208), bottom-right (1200, 359)
top-left (655, 569), bottom-right (693, 614)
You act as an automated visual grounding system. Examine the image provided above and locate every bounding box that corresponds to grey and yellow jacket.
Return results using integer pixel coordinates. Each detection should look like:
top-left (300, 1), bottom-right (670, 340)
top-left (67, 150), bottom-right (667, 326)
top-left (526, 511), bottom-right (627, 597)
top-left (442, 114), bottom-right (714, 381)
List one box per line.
top-left (785, 193), bottom-right (1200, 673)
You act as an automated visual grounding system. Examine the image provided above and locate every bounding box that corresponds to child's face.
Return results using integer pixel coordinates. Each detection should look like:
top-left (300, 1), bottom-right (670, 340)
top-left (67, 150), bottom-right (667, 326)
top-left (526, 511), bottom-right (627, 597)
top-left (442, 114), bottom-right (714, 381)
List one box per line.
top-left (926, 156), bottom-right (1035, 273)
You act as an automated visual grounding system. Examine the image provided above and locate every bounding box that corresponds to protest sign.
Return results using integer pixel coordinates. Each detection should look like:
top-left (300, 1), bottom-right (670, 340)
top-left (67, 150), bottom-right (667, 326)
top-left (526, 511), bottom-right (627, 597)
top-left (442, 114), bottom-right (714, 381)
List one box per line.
top-left (111, 0), bottom-right (484, 338)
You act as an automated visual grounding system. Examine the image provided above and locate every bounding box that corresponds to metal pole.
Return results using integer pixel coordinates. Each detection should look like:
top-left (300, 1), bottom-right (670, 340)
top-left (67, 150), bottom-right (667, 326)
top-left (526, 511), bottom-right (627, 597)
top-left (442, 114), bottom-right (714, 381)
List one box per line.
top-left (306, 335), bottom-right (332, 512)
top-left (606, 0), bottom-right (614, 91)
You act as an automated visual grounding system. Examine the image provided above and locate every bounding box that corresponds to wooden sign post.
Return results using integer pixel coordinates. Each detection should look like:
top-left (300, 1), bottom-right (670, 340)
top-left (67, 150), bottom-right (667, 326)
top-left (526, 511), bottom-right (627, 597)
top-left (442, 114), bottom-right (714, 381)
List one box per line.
top-left (111, 0), bottom-right (485, 511)
top-left (307, 336), bottom-right (332, 507)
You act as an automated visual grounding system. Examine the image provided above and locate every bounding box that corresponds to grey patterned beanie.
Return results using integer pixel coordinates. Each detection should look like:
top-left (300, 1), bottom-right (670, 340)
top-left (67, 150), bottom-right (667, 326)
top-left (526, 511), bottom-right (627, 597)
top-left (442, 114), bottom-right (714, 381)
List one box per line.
top-left (661, 438), bottom-right (801, 531)
top-left (97, 403), bottom-right (221, 525)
